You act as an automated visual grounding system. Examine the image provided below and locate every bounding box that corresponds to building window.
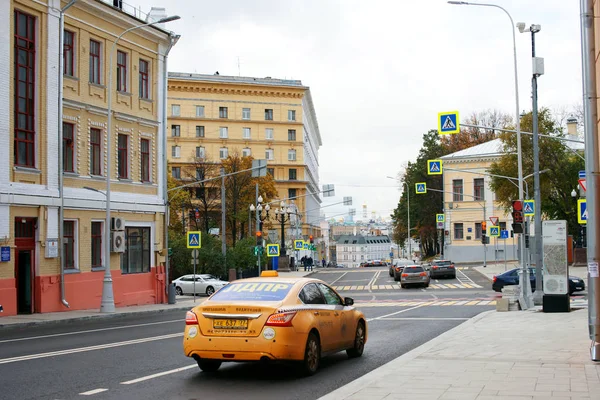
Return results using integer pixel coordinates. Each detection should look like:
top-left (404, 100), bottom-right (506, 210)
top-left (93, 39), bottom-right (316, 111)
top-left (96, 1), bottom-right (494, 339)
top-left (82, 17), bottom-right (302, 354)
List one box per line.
top-left (172, 167), bottom-right (181, 179)
top-left (118, 134), bottom-right (128, 179)
top-left (172, 145), bottom-right (181, 158)
top-left (63, 30), bottom-right (74, 76)
top-left (288, 188), bottom-right (297, 199)
top-left (219, 107), bottom-right (228, 118)
top-left (90, 128), bottom-right (102, 176)
top-left (63, 122), bottom-right (75, 173)
top-left (219, 127), bottom-right (228, 138)
top-left (289, 168), bottom-right (297, 180)
top-left (288, 110), bottom-right (296, 121)
top-left (288, 149), bottom-right (296, 161)
top-left (267, 168), bottom-right (274, 177)
top-left (288, 129), bottom-right (296, 141)
top-left (454, 223), bottom-right (464, 240)
top-left (64, 220), bottom-right (76, 270)
top-left (475, 222), bottom-right (482, 240)
top-left (91, 221), bottom-right (103, 269)
top-left (196, 126), bottom-right (205, 137)
top-left (500, 222), bottom-right (507, 231)
top-left (171, 104), bottom-right (180, 116)
top-left (265, 109), bottom-right (273, 120)
top-left (474, 178), bottom-right (485, 201)
top-left (116, 51), bottom-right (127, 91)
top-left (196, 105), bottom-right (204, 117)
top-left (242, 127), bottom-right (251, 139)
top-left (265, 128), bottom-right (274, 140)
top-left (452, 179), bottom-right (463, 201)
top-left (140, 138), bottom-right (150, 182)
top-left (121, 227), bottom-right (151, 274)
top-left (220, 147), bottom-right (228, 159)
top-left (242, 108), bottom-right (251, 120)
top-left (89, 39), bottom-right (101, 84)
top-left (242, 148), bottom-right (251, 157)
top-left (14, 11), bottom-right (36, 168)
top-left (196, 146), bottom-right (205, 159)
top-left (139, 59), bottom-right (149, 99)
top-left (171, 125), bottom-right (180, 137)
top-left (195, 168), bottom-right (203, 180)
top-left (265, 149), bottom-right (274, 160)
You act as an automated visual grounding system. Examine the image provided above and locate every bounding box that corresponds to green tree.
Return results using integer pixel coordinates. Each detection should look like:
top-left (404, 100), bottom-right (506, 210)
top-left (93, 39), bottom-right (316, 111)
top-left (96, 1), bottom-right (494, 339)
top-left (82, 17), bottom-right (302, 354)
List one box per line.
top-left (169, 232), bottom-right (226, 280)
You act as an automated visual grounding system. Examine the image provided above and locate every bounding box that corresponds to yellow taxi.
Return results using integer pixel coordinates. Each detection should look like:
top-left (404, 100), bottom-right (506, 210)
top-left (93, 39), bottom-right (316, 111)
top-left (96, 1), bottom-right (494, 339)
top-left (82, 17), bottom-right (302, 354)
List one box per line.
top-left (183, 271), bottom-right (367, 375)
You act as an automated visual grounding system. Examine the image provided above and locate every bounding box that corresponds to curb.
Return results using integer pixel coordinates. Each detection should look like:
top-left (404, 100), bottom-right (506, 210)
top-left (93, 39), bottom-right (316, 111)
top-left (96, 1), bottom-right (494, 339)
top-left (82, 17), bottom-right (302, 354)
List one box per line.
top-left (471, 266), bottom-right (494, 282)
top-left (0, 304), bottom-right (195, 329)
top-left (319, 310), bottom-right (495, 400)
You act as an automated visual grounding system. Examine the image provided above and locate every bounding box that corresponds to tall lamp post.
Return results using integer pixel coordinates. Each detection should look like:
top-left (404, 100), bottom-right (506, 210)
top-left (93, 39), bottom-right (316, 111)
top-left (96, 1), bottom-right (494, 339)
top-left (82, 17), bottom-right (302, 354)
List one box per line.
top-left (249, 196), bottom-right (270, 273)
top-left (102, 15), bottom-right (180, 313)
top-left (273, 201), bottom-right (292, 262)
top-left (387, 176), bottom-right (411, 260)
top-left (448, 1), bottom-right (530, 308)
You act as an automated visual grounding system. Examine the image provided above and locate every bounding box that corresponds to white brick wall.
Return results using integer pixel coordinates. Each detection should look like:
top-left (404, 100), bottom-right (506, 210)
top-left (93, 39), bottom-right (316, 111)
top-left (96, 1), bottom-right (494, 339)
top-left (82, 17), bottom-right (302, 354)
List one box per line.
top-left (0, 0), bottom-right (10, 187)
top-left (0, 204), bottom-right (9, 239)
top-left (46, 4), bottom-right (60, 190)
top-left (47, 206), bottom-right (58, 239)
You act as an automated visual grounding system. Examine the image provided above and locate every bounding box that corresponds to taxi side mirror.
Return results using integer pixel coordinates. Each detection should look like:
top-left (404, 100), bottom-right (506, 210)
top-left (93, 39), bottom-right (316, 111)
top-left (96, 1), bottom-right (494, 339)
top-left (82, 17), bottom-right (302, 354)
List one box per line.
top-left (344, 297), bottom-right (354, 306)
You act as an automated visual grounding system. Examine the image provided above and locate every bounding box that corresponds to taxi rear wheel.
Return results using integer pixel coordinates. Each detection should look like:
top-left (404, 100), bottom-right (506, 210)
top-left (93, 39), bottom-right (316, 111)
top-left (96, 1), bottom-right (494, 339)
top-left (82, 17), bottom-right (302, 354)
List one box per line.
top-left (197, 359), bottom-right (222, 373)
top-left (301, 332), bottom-right (321, 376)
top-left (347, 321), bottom-right (365, 358)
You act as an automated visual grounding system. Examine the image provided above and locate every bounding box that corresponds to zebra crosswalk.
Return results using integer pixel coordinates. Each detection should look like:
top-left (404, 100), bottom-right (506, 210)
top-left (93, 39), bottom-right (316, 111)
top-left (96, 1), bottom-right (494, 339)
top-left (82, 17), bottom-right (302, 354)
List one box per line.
top-left (355, 299), bottom-right (496, 308)
top-left (331, 282), bottom-right (483, 291)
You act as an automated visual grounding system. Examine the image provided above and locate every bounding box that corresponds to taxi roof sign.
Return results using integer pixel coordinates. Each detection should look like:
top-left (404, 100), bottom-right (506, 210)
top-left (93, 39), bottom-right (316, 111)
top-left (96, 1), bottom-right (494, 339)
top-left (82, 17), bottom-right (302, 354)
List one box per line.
top-left (187, 231), bottom-right (201, 249)
top-left (260, 271), bottom-right (279, 277)
top-left (427, 159), bottom-right (443, 175)
top-left (437, 111), bottom-right (460, 135)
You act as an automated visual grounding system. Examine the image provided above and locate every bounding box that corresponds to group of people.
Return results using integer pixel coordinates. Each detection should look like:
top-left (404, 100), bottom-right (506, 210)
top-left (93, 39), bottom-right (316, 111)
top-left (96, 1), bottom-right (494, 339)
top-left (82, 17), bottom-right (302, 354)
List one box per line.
top-left (300, 256), bottom-right (328, 271)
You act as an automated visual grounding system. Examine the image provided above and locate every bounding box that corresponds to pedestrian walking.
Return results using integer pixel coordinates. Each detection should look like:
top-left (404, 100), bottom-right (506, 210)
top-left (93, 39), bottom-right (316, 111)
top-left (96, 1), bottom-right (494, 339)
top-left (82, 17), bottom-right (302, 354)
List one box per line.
top-left (321, 259), bottom-right (326, 268)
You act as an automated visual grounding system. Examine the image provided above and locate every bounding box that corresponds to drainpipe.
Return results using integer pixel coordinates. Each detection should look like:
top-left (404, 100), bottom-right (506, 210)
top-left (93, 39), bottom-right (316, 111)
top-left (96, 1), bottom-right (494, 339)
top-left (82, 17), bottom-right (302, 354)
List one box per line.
top-left (163, 33), bottom-right (180, 295)
top-left (58, 0), bottom-right (77, 309)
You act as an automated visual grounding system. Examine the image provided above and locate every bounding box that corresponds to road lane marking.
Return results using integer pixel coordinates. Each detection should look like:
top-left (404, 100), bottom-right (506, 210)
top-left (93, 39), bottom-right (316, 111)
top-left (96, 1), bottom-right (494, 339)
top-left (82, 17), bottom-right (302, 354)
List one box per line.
top-left (350, 286), bottom-right (357, 290)
top-left (457, 268), bottom-right (481, 287)
top-left (466, 300), bottom-right (480, 305)
top-left (0, 319), bottom-right (182, 344)
top-left (454, 301), bottom-right (469, 305)
top-left (79, 388), bottom-right (109, 395)
top-left (446, 284), bottom-right (458, 289)
top-left (329, 272), bottom-right (349, 285)
top-left (121, 364), bottom-right (197, 385)
top-left (365, 303), bottom-right (427, 322)
top-left (343, 286), bottom-right (351, 290)
top-left (442, 301), bottom-right (457, 306)
top-left (0, 333), bottom-right (182, 365)
top-left (367, 270), bottom-right (381, 292)
top-left (357, 285), bottom-right (364, 290)
top-left (376, 317), bottom-right (469, 321)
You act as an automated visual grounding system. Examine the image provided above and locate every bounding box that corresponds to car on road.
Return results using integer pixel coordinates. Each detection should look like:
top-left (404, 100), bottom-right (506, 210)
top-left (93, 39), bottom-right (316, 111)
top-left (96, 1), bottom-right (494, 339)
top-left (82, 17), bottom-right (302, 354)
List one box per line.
top-left (173, 274), bottom-right (229, 296)
top-left (428, 260), bottom-right (456, 279)
top-left (400, 265), bottom-right (430, 288)
top-left (362, 260), bottom-right (387, 268)
top-left (492, 268), bottom-right (585, 295)
top-left (183, 271), bottom-right (367, 376)
top-left (391, 260), bottom-right (414, 280)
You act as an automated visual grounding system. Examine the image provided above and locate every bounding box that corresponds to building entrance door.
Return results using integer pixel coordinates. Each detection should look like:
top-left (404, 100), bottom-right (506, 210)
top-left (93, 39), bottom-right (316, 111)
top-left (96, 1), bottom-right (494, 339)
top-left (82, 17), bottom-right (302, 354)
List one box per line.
top-left (15, 218), bottom-right (36, 314)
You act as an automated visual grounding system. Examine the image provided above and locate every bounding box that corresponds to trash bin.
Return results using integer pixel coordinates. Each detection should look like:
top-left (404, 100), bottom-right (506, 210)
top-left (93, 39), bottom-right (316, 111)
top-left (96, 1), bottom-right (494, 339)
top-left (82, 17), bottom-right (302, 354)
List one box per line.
top-left (168, 282), bottom-right (177, 304)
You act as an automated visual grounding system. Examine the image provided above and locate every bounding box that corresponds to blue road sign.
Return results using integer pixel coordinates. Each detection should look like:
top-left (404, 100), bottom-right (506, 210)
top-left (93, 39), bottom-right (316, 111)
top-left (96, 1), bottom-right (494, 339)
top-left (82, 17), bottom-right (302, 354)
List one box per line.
top-left (267, 244), bottom-right (280, 257)
top-left (579, 170), bottom-right (586, 179)
top-left (437, 111), bottom-right (460, 134)
top-left (294, 240), bottom-right (304, 250)
top-left (436, 214), bottom-right (445, 223)
top-left (523, 200), bottom-right (535, 217)
top-left (489, 226), bottom-right (500, 237)
top-left (578, 199), bottom-right (587, 224)
top-left (415, 183), bottom-right (427, 194)
top-left (500, 230), bottom-right (509, 239)
top-left (186, 231), bottom-right (201, 249)
top-left (1, 246), bottom-right (10, 262)
top-left (427, 159), bottom-right (443, 175)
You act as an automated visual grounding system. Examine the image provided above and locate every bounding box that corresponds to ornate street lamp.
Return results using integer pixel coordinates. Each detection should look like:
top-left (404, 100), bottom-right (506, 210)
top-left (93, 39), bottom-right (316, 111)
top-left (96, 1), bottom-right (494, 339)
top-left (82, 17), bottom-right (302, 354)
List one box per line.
top-left (274, 200), bottom-right (292, 258)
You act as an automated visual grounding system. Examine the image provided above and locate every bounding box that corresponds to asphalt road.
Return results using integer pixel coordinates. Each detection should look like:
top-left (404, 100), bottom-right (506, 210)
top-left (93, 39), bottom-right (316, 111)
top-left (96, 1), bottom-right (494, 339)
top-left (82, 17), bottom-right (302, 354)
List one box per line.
top-left (0, 267), bottom-right (495, 400)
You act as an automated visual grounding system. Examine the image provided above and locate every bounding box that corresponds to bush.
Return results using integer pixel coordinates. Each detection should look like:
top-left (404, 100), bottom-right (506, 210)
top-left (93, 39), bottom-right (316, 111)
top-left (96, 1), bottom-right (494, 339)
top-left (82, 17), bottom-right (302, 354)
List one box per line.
top-left (168, 230), bottom-right (226, 280)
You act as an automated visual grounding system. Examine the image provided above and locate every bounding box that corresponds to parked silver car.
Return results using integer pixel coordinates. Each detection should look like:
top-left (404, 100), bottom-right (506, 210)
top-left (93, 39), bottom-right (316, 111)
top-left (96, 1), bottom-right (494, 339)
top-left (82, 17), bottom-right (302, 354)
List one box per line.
top-left (400, 265), bottom-right (430, 288)
top-left (173, 274), bottom-right (229, 296)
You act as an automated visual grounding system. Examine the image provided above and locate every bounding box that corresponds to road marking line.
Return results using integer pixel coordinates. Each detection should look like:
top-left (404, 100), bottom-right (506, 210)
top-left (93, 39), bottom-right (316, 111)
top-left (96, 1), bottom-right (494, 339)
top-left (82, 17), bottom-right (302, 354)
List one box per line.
top-left (385, 285), bottom-right (393, 290)
top-left (438, 285), bottom-right (450, 289)
top-left (376, 317), bottom-right (469, 321)
top-left (442, 301), bottom-right (457, 306)
top-left (350, 286), bottom-right (357, 290)
top-left (367, 270), bottom-right (382, 292)
top-left (457, 268), bottom-right (479, 286)
top-left (329, 272), bottom-right (348, 285)
top-left (454, 301), bottom-right (469, 305)
top-left (365, 303), bottom-right (427, 322)
top-left (79, 388), bottom-right (109, 395)
top-left (466, 300), bottom-right (480, 305)
top-left (477, 300), bottom-right (491, 305)
top-left (472, 283), bottom-right (483, 288)
top-left (446, 284), bottom-right (458, 289)
top-left (121, 364), bottom-right (197, 385)
top-left (0, 319), bottom-right (182, 344)
top-left (0, 333), bottom-right (182, 365)
top-left (357, 285), bottom-right (364, 290)
top-left (371, 285), bottom-right (379, 290)
top-left (462, 283), bottom-right (473, 289)
top-left (430, 284), bottom-right (441, 289)
top-left (432, 301), bottom-right (447, 306)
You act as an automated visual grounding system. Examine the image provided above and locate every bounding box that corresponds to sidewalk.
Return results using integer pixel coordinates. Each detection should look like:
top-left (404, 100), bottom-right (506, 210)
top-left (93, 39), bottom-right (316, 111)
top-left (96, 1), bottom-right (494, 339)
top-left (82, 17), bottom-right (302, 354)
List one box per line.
top-left (0, 269), bottom-right (313, 328)
top-left (320, 308), bottom-right (599, 400)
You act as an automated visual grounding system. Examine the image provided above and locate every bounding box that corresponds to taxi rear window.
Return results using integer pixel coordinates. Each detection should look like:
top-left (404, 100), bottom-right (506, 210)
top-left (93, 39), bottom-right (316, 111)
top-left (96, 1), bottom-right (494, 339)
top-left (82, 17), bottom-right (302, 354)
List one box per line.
top-left (210, 281), bottom-right (293, 301)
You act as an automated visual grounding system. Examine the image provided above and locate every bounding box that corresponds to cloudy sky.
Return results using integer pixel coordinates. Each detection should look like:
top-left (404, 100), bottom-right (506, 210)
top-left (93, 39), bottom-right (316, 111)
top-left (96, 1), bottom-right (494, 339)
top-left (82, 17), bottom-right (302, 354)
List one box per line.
top-left (127, 0), bottom-right (582, 221)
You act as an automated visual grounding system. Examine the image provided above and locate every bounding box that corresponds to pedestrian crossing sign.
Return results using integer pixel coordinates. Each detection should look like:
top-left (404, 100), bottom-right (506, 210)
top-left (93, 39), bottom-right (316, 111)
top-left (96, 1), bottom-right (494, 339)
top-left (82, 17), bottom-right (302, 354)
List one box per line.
top-left (436, 214), bottom-right (445, 223)
top-left (578, 199), bottom-right (587, 224)
top-left (186, 231), bottom-right (201, 249)
top-left (294, 240), bottom-right (304, 250)
top-left (523, 200), bottom-right (535, 217)
top-left (415, 182), bottom-right (427, 194)
top-left (427, 159), bottom-right (443, 175)
top-left (489, 226), bottom-right (500, 237)
top-left (437, 111), bottom-right (460, 135)
top-left (266, 244), bottom-right (280, 257)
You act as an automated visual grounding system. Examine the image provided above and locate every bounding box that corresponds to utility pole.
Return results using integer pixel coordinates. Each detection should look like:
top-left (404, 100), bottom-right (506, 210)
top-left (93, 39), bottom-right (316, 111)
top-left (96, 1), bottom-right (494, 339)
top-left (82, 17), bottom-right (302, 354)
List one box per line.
top-left (221, 167), bottom-right (226, 266)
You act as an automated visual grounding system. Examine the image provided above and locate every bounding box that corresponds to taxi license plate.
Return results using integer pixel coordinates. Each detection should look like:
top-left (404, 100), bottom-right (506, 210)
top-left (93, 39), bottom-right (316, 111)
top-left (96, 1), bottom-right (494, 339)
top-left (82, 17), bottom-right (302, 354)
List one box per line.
top-left (213, 319), bottom-right (248, 330)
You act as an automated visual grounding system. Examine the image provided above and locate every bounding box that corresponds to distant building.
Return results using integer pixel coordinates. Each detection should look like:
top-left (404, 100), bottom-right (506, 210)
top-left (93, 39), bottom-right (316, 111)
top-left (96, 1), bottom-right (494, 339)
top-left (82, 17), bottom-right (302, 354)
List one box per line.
top-left (335, 235), bottom-right (391, 268)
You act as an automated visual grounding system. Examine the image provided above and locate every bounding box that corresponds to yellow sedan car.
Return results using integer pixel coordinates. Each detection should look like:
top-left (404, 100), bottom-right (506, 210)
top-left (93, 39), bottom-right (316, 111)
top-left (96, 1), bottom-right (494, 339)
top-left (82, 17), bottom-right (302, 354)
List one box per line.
top-left (183, 271), bottom-right (367, 375)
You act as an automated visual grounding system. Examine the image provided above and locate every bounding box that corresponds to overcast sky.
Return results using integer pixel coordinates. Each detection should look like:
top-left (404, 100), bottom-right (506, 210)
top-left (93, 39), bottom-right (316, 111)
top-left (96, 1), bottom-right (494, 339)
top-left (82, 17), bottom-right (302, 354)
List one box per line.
top-left (129, 0), bottom-right (582, 222)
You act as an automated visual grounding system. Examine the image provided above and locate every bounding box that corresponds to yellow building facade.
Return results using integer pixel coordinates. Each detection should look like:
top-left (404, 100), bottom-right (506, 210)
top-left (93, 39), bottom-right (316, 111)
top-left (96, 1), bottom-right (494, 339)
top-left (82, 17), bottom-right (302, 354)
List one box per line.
top-left (0, 0), bottom-right (177, 316)
top-left (166, 73), bottom-right (323, 239)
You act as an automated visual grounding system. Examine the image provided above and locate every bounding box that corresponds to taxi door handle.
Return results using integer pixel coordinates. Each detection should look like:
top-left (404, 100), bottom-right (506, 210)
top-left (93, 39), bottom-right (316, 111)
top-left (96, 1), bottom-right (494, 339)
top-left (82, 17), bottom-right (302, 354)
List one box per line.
top-left (314, 311), bottom-right (320, 316)
top-left (334, 312), bottom-right (339, 316)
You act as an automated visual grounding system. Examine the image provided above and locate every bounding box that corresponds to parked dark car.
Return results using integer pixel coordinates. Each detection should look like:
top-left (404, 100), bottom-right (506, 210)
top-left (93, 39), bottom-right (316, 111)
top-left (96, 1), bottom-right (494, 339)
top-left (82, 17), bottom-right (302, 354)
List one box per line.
top-left (492, 267), bottom-right (585, 295)
top-left (362, 261), bottom-right (387, 268)
top-left (400, 265), bottom-right (430, 288)
top-left (391, 260), bottom-right (414, 280)
top-left (429, 260), bottom-right (456, 279)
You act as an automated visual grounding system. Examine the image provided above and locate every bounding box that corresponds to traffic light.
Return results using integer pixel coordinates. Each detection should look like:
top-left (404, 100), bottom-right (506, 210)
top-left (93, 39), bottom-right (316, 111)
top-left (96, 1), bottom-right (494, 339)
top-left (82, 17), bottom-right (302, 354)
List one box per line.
top-left (511, 200), bottom-right (524, 234)
top-left (256, 230), bottom-right (262, 247)
top-left (481, 221), bottom-right (487, 244)
top-left (309, 235), bottom-right (314, 244)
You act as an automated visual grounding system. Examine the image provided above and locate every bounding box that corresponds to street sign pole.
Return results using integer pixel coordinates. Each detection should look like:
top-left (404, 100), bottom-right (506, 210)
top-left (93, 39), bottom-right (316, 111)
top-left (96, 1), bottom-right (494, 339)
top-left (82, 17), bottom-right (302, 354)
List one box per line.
top-left (504, 236), bottom-right (507, 271)
top-left (193, 251), bottom-right (196, 303)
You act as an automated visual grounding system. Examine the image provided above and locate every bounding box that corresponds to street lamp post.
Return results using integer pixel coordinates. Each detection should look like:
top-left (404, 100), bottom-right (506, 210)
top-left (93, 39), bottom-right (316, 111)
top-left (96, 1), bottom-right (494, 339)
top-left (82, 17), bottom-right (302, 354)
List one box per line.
top-left (448, 1), bottom-right (531, 308)
top-left (101, 15), bottom-right (180, 313)
top-left (387, 176), bottom-right (411, 260)
top-left (249, 196), bottom-right (270, 273)
top-left (274, 201), bottom-right (292, 263)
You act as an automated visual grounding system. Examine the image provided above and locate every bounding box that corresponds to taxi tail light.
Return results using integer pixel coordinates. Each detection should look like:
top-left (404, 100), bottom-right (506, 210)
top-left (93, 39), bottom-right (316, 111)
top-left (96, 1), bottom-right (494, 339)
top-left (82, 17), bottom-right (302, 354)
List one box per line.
top-left (265, 311), bottom-right (297, 327)
top-left (401, 273), bottom-right (408, 278)
top-left (185, 310), bottom-right (199, 325)
top-left (419, 272), bottom-right (427, 277)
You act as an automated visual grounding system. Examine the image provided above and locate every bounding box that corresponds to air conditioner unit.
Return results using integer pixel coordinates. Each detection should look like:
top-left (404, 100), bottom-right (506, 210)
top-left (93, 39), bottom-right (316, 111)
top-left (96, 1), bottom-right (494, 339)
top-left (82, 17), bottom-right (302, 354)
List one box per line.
top-left (111, 217), bottom-right (125, 231)
top-left (111, 231), bottom-right (125, 253)
top-left (543, 276), bottom-right (567, 295)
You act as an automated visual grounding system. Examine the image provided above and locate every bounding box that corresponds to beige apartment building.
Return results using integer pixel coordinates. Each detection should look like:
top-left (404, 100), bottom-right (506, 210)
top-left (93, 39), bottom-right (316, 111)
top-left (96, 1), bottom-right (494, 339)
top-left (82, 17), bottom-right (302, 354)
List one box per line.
top-left (166, 73), bottom-right (323, 239)
top-left (0, 0), bottom-right (177, 316)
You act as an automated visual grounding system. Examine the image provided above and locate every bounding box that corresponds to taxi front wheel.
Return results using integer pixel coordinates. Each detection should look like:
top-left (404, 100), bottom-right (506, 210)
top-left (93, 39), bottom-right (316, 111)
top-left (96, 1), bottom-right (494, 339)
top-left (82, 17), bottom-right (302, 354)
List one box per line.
top-left (197, 359), bottom-right (222, 373)
top-left (347, 321), bottom-right (365, 358)
top-left (301, 332), bottom-right (321, 376)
